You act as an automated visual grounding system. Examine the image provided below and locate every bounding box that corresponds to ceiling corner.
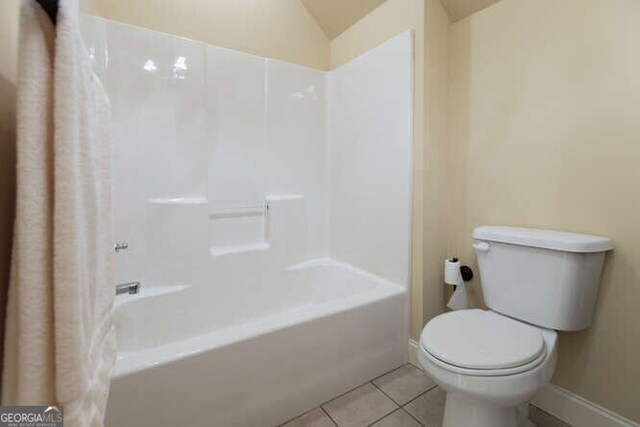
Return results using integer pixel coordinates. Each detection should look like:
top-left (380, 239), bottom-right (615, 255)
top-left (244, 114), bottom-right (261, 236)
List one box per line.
top-left (300, 0), bottom-right (388, 40)
top-left (439, 0), bottom-right (503, 22)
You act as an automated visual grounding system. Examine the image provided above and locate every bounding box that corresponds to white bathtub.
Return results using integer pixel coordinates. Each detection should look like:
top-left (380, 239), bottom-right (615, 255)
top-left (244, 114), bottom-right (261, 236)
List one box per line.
top-left (106, 259), bottom-right (407, 427)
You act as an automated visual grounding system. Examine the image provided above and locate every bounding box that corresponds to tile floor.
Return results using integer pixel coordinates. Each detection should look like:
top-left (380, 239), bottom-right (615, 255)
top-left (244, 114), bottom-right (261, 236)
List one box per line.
top-left (281, 363), bottom-right (570, 427)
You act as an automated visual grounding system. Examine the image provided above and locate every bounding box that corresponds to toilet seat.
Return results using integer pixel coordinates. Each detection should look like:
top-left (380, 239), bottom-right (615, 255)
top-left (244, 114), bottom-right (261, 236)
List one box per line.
top-left (420, 309), bottom-right (547, 377)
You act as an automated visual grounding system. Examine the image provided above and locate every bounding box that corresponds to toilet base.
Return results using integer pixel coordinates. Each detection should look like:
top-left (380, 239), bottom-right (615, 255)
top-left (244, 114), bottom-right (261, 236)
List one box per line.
top-left (443, 393), bottom-right (534, 427)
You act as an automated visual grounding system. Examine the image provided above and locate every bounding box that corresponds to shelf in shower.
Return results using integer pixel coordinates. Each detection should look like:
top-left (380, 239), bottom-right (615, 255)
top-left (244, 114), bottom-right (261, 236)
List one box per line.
top-left (209, 203), bottom-right (269, 219)
top-left (209, 242), bottom-right (270, 257)
top-left (148, 197), bottom-right (208, 205)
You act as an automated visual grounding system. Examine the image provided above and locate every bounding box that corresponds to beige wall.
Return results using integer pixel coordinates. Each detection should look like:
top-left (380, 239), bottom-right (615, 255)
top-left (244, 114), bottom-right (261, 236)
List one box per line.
top-left (448, 0), bottom-right (640, 421)
top-left (422, 0), bottom-right (450, 327)
top-left (0, 0), bottom-right (19, 388)
top-left (91, 0), bottom-right (330, 70)
top-left (330, 0), bottom-right (427, 340)
top-left (0, 1), bottom-right (20, 82)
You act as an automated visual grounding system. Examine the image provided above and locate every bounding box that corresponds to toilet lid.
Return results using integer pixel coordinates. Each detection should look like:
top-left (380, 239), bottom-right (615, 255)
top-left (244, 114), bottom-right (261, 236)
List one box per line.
top-left (421, 310), bottom-right (545, 370)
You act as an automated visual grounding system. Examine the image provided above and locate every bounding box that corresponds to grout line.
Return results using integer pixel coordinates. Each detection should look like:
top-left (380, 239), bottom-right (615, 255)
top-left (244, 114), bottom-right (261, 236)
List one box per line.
top-left (321, 382), bottom-right (372, 407)
top-left (408, 361), bottom-right (424, 371)
top-left (321, 364), bottom-right (404, 408)
top-left (370, 364), bottom-right (438, 408)
top-left (370, 362), bottom-right (409, 383)
top-left (296, 364), bottom-right (427, 427)
top-left (370, 380), bottom-right (403, 407)
top-left (369, 367), bottom-right (436, 427)
top-left (401, 385), bottom-right (439, 408)
top-left (400, 407), bottom-right (425, 427)
top-left (365, 407), bottom-right (402, 427)
top-left (370, 379), bottom-right (434, 427)
top-left (320, 406), bottom-right (339, 427)
top-left (276, 406), bottom-right (321, 427)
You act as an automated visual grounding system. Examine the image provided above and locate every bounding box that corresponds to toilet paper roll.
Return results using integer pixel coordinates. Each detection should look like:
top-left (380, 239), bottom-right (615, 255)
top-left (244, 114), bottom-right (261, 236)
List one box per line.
top-left (444, 258), bottom-right (463, 286)
top-left (444, 257), bottom-right (469, 310)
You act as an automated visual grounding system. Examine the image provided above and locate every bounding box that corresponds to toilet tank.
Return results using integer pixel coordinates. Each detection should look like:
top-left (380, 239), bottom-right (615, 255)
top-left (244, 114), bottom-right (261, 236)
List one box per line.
top-left (473, 226), bottom-right (613, 331)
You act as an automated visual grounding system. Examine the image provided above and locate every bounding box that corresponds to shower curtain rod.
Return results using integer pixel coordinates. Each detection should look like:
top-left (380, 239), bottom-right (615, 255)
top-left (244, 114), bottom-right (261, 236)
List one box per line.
top-left (36, 0), bottom-right (58, 24)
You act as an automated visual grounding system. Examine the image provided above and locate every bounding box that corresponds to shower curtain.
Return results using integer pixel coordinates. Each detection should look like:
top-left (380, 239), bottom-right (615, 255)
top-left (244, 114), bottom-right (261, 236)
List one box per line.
top-left (2, 0), bottom-right (115, 425)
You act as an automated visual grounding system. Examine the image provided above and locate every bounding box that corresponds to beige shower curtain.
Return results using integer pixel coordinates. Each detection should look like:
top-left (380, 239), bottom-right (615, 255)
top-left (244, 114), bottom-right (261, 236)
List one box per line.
top-left (2, 0), bottom-right (116, 425)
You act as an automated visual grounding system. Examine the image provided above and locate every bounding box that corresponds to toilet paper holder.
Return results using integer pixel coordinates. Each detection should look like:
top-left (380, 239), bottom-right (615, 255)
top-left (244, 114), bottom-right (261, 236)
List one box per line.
top-left (460, 265), bottom-right (474, 282)
top-left (445, 258), bottom-right (473, 311)
top-left (447, 257), bottom-right (474, 288)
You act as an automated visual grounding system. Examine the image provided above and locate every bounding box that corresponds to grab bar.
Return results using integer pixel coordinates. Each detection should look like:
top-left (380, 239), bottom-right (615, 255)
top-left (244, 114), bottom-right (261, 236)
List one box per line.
top-left (116, 281), bottom-right (141, 296)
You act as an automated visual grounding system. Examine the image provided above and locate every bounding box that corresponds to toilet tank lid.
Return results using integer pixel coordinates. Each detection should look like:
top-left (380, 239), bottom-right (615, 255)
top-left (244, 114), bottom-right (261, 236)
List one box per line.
top-left (473, 226), bottom-right (613, 253)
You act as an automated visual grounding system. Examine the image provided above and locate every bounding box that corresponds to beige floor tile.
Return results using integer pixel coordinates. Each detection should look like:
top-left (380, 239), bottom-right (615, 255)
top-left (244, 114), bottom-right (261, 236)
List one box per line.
top-left (281, 407), bottom-right (336, 427)
top-left (403, 387), bottom-right (446, 427)
top-left (529, 405), bottom-right (571, 427)
top-left (373, 364), bottom-right (437, 405)
top-left (370, 409), bottom-right (422, 427)
top-left (322, 383), bottom-right (398, 427)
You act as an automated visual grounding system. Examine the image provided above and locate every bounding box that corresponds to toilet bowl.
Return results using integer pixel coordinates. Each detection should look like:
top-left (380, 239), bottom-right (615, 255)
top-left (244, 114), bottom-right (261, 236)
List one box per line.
top-left (418, 226), bottom-right (613, 427)
top-left (418, 309), bottom-right (557, 427)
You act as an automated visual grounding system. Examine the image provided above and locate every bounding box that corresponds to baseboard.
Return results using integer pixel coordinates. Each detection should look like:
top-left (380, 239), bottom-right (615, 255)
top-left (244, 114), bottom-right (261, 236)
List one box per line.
top-left (532, 384), bottom-right (639, 427)
top-left (407, 339), bottom-right (420, 367)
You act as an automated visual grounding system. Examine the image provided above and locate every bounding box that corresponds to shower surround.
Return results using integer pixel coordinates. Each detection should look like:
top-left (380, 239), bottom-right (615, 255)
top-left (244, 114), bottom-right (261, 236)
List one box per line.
top-left (82, 16), bottom-right (413, 427)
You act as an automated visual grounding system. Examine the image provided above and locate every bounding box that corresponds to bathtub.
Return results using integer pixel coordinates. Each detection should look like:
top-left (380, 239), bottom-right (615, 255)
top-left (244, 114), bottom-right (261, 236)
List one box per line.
top-left (81, 12), bottom-right (415, 425)
top-left (106, 259), bottom-right (407, 427)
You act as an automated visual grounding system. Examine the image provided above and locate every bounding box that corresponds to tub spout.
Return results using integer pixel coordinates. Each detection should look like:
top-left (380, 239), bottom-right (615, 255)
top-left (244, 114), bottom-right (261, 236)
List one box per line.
top-left (116, 281), bottom-right (141, 296)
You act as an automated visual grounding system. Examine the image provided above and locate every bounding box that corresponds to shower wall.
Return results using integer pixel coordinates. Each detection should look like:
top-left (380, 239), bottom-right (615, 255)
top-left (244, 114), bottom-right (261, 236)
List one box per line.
top-left (328, 33), bottom-right (413, 287)
top-left (80, 16), bottom-right (412, 293)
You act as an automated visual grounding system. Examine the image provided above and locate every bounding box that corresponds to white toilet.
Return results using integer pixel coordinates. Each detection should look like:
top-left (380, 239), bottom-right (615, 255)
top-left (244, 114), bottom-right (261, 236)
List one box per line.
top-left (418, 226), bottom-right (613, 427)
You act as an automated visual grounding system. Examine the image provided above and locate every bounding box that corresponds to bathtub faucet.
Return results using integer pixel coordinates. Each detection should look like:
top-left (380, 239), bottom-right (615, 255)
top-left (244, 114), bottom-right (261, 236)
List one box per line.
top-left (116, 281), bottom-right (141, 296)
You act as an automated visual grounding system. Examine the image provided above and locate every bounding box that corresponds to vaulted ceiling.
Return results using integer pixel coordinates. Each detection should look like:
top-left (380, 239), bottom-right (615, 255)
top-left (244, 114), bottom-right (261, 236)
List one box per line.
top-left (301, 0), bottom-right (503, 39)
top-left (440, 0), bottom-right (502, 22)
top-left (300, 0), bottom-right (388, 39)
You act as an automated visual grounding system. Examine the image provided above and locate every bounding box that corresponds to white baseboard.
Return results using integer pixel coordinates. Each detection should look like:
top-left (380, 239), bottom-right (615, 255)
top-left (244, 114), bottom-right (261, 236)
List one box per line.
top-left (407, 339), bottom-right (420, 367)
top-left (533, 384), bottom-right (639, 427)
top-left (407, 340), bottom-right (638, 427)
